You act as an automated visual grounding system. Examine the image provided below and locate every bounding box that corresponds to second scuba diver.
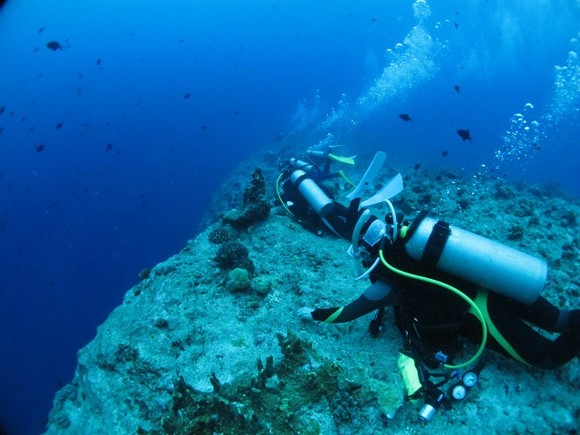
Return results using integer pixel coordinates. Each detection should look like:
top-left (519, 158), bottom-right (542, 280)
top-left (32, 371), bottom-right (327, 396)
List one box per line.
top-left (275, 148), bottom-right (580, 421)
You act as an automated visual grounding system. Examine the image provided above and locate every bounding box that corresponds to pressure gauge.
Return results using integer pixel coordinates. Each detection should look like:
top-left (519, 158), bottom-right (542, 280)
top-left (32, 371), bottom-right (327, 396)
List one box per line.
top-left (462, 371), bottom-right (479, 388)
top-left (451, 384), bottom-right (467, 400)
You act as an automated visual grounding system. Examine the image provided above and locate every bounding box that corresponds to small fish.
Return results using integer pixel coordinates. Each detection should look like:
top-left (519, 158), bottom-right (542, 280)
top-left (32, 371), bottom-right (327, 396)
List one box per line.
top-left (105, 143), bottom-right (113, 151)
top-left (454, 85), bottom-right (461, 93)
top-left (46, 41), bottom-right (63, 51)
top-left (457, 129), bottom-right (472, 141)
top-left (56, 122), bottom-right (63, 129)
top-left (184, 93), bottom-right (191, 99)
top-left (96, 58), bottom-right (101, 65)
top-left (0, 106), bottom-right (4, 115)
top-left (414, 163), bottom-right (421, 170)
top-left (200, 125), bottom-right (209, 130)
top-left (442, 150), bottom-right (449, 157)
top-left (38, 27), bottom-right (45, 34)
top-left (454, 21), bottom-right (459, 29)
top-left (36, 144), bottom-right (45, 152)
top-left (399, 113), bottom-right (413, 122)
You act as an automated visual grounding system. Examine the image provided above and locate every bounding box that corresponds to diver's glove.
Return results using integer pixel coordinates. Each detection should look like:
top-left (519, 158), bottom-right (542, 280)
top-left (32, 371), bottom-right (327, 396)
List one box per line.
top-left (297, 307), bottom-right (315, 321)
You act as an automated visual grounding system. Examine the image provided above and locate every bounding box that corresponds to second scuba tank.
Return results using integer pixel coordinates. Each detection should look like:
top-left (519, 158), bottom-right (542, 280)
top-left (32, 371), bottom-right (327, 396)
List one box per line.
top-left (290, 169), bottom-right (334, 217)
top-left (404, 214), bottom-right (547, 304)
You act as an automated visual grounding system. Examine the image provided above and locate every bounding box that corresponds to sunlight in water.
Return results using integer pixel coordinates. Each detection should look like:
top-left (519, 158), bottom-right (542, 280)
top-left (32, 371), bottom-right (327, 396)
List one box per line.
top-left (495, 34), bottom-right (580, 164)
top-left (316, 0), bottom-right (441, 133)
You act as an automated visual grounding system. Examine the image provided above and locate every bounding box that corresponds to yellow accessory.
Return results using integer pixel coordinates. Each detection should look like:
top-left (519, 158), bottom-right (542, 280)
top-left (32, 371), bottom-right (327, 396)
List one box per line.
top-left (328, 153), bottom-right (355, 165)
top-left (398, 352), bottom-right (423, 397)
top-left (338, 169), bottom-right (356, 187)
top-left (471, 290), bottom-right (530, 366)
top-left (324, 307), bottom-right (344, 323)
top-left (275, 172), bottom-right (297, 218)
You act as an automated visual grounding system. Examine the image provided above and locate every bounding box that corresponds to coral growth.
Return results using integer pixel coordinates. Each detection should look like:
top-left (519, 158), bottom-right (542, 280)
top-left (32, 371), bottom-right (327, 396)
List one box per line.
top-left (243, 168), bottom-right (267, 205)
top-left (160, 331), bottom-right (371, 434)
top-left (207, 225), bottom-right (236, 244)
top-left (507, 225), bottom-right (525, 240)
top-left (213, 241), bottom-right (255, 273)
top-left (222, 169), bottom-right (270, 230)
top-left (225, 268), bottom-right (252, 292)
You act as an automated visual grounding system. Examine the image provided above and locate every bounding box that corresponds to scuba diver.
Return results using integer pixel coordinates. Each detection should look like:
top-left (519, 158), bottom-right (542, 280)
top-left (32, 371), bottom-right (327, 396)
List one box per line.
top-left (275, 149), bottom-right (580, 421)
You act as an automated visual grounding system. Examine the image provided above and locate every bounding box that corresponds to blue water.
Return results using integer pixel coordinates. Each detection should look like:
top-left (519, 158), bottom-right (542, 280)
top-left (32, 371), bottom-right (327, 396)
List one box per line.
top-left (0, 1), bottom-right (578, 433)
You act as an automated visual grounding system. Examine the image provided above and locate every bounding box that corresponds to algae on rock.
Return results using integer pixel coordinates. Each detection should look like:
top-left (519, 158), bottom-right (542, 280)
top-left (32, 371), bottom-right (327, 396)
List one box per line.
top-left (161, 331), bottom-right (394, 434)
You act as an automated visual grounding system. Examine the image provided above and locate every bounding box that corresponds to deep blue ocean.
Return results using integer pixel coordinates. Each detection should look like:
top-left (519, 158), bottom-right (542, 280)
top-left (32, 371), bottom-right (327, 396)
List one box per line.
top-left (0, 0), bottom-right (578, 433)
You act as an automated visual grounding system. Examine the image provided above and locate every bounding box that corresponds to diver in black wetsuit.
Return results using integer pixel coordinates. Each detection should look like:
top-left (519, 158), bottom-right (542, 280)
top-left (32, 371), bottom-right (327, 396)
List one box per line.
top-left (276, 151), bottom-right (580, 372)
top-left (298, 213), bottom-right (580, 369)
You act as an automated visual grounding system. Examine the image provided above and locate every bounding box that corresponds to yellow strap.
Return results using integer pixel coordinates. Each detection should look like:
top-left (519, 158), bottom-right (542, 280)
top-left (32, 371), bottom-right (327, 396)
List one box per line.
top-left (324, 307), bottom-right (344, 323)
top-left (471, 290), bottom-right (531, 366)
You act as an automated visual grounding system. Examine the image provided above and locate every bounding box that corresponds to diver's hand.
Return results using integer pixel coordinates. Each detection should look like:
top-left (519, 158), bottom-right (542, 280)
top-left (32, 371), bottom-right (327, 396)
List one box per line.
top-left (297, 307), bottom-right (315, 321)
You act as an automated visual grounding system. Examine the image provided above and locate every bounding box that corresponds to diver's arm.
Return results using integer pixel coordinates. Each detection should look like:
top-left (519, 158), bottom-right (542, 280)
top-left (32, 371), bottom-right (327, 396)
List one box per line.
top-left (299, 280), bottom-right (400, 323)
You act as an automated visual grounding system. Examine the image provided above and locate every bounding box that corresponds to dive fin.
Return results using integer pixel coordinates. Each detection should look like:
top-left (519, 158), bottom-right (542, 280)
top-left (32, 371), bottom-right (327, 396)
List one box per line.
top-left (338, 169), bottom-right (356, 187)
top-left (360, 173), bottom-right (403, 208)
top-left (346, 151), bottom-right (386, 201)
top-left (329, 153), bottom-right (356, 165)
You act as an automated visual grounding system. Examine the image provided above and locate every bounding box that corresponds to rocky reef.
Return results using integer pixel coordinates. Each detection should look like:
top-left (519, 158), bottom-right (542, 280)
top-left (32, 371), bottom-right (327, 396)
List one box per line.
top-left (46, 161), bottom-right (579, 434)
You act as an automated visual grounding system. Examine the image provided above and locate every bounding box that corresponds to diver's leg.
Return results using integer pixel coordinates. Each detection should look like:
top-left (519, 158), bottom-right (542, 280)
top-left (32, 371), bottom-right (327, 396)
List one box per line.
top-left (481, 293), bottom-right (580, 368)
top-left (323, 199), bottom-right (366, 240)
top-left (501, 294), bottom-right (580, 333)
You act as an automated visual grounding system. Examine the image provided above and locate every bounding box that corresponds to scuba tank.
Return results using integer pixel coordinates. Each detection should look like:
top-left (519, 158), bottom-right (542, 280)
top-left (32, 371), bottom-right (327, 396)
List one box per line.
top-left (288, 158), bottom-right (316, 174)
top-left (289, 169), bottom-right (334, 217)
top-left (403, 213), bottom-right (547, 305)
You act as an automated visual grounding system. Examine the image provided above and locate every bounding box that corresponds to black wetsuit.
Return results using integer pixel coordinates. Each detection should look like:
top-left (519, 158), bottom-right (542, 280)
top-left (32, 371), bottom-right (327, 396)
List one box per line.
top-left (310, 216), bottom-right (580, 369)
top-left (278, 168), bottom-right (579, 368)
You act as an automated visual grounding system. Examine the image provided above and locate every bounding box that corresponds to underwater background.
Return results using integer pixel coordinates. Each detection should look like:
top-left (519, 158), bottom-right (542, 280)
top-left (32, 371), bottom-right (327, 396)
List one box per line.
top-left (0, 0), bottom-right (578, 433)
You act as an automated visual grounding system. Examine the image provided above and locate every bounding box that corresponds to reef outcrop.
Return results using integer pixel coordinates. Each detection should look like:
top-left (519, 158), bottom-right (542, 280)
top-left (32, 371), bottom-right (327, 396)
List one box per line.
top-left (46, 163), bottom-right (579, 434)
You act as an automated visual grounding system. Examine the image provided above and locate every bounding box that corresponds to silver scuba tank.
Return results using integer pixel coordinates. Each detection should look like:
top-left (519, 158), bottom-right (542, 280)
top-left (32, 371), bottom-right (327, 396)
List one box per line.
top-left (288, 158), bottom-right (316, 173)
top-left (290, 169), bottom-right (334, 217)
top-left (404, 215), bottom-right (547, 304)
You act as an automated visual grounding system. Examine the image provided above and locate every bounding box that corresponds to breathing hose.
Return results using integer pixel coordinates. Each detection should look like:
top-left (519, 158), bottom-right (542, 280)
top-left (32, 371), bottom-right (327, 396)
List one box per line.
top-left (275, 172), bottom-right (296, 218)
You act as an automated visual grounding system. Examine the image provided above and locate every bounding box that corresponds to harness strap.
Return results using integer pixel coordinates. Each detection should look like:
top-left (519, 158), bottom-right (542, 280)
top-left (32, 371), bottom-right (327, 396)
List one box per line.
top-left (470, 290), bottom-right (531, 366)
top-left (422, 220), bottom-right (451, 268)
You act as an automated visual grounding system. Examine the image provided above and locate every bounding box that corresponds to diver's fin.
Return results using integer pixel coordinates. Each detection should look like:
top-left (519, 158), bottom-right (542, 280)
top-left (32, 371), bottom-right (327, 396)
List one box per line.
top-left (329, 153), bottom-right (356, 165)
top-left (338, 169), bottom-right (356, 187)
top-left (346, 151), bottom-right (386, 201)
top-left (360, 173), bottom-right (403, 208)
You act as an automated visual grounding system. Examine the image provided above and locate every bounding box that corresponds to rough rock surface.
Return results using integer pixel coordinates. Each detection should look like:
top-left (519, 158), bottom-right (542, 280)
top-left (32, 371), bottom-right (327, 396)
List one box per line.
top-left (46, 162), bottom-right (579, 434)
